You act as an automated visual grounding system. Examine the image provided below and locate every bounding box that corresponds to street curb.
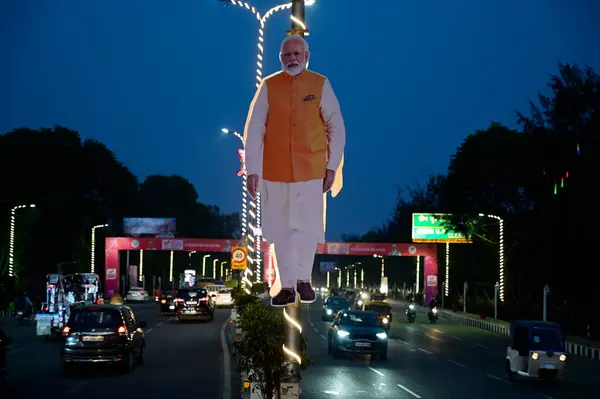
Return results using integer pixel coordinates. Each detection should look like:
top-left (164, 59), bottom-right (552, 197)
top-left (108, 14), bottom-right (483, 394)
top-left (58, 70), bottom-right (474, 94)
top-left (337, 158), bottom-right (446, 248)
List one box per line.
top-left (439, 310), bottom-right (600, 361)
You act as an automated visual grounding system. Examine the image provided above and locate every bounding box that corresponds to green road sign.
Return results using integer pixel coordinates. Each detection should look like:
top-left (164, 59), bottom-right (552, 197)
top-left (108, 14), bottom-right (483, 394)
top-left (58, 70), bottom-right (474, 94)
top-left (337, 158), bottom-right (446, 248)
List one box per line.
top-left (412, 213), bottom-right (472, 243)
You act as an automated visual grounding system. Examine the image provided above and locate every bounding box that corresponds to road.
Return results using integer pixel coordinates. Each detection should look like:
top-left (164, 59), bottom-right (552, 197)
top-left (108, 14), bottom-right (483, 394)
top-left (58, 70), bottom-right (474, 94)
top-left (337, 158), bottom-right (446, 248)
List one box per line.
top-left (2, 303), bottom-right (233, 399)
top-left (300, 298), bottom-right (600, 399)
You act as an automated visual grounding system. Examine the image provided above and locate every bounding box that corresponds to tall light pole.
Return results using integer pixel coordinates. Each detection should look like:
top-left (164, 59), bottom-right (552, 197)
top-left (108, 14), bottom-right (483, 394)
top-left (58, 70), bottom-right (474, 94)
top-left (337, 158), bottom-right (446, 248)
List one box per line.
top-left (202, 254), bottom-right (211, 277)
top-left (478, 213), bottom-right (505, 302)
top-left (8, 203), bottom-right (35, 277)
top-left (90, 223), bottom-right (109, 274)
top-left (444, 242), bottom-right (450, 297)
top-left (189, 250), bottom-right (196, 267)
top-left (213, 258), bottom-right (219, 279)
top-left (221, 261), bottom-right (227, 279)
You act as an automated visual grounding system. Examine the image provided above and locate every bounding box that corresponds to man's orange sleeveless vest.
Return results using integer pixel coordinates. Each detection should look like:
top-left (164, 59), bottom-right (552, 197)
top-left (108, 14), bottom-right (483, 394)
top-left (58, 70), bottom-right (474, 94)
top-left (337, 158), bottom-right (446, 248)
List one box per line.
top-left (263, 70), bottom-right (327, 183)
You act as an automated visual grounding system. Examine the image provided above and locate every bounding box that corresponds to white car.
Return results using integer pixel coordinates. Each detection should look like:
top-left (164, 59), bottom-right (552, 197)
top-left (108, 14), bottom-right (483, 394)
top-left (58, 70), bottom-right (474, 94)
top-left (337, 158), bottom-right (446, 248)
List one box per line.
top-left (213, 288), bottom-right (234, 307)
top-left (126, 287), bottom-right (150, 303)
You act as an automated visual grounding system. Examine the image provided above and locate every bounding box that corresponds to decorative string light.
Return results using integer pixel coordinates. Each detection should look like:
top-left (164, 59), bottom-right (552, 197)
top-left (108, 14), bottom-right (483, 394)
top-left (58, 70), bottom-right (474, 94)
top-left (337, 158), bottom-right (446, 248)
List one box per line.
top-left (478, 214), bottom-right (505, 302)
top-left (169, 250), bottom-right (174, 282)
top-left (139, 250), bottom-right (144, 282)
top-left (90, 223), bottom-right (108, 274)
top-left (415, 256), bottom-right (420, 294)
top-left (8, 204), bottom-right (36, 277)
top-left (444, 243), bottom-right (450, 297)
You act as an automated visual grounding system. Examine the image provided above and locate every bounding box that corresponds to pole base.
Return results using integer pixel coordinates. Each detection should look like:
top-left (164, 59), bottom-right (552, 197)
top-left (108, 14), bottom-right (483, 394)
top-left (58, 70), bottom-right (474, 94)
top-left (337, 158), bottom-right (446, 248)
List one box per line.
top-left (280, 381), bottom-right (301, 398)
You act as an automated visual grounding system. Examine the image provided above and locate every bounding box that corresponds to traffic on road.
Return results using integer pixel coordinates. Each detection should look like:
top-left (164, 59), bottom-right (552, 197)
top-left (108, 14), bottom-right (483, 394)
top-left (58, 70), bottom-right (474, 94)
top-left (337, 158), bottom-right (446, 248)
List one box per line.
top-left (1, 301), bottom-right (231, 399)
top-left (300, 297), bottom-right (600, 399)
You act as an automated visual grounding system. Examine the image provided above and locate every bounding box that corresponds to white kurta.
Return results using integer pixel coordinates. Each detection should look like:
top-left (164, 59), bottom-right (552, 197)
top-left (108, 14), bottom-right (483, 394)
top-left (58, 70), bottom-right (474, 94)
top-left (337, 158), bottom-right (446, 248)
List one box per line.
top-left (244, 72), bottom-right (346, 289)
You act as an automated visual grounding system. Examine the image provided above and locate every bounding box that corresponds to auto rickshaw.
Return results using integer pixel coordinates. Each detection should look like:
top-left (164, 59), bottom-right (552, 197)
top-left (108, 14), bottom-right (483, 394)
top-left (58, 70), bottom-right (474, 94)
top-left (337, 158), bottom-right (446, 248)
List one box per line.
top-left (506, 320), bottom-right (567, 383)
top-left (364, 302), bottom-right (393, 331)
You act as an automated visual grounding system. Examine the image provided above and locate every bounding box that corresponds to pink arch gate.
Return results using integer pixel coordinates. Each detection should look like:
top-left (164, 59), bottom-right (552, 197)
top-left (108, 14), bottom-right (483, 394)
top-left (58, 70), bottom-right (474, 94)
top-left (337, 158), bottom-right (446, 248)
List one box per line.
top-left (104, 237), bottom-right (439, 301)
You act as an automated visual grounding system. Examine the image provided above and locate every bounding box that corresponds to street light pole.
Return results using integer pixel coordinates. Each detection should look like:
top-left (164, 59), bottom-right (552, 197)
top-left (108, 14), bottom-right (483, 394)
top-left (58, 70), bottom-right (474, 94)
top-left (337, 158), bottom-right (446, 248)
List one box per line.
top-left (202, 254), bottom-right (210, 277)
top-left (90, 223), bottom-right (109, 274)
top-left (478, 213), bottom-right (505, 302)
top-left (221, 261), bottom-right (226, 279)
top-left (8, 203), bottom-right (35, 277)
top-left (213, 258), bottom-right (219, 280)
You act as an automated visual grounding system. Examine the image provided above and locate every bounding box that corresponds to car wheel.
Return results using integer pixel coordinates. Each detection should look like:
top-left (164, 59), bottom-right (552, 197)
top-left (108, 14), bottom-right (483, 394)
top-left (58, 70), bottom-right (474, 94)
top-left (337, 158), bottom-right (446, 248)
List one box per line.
top-left (138, 346), bottom-right (145, 364)
top-left (62, 362), bottom-right (74, 376)
top-left (120, 352), bottom-right (133, 374)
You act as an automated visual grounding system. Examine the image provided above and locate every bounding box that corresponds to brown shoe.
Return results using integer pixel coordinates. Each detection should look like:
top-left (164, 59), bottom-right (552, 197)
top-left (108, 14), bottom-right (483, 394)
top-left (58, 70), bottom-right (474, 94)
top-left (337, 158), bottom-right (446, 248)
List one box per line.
top-left (296, 282), bottom-right (316, 304)
top-left (271, 288), bottom-right (296, 307)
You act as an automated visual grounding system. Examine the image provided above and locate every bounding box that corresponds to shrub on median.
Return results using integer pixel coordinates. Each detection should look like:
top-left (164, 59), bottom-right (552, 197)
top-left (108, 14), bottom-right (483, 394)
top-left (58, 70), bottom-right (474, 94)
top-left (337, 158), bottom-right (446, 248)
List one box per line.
top-left (233, 300), bottom-right (311, 399)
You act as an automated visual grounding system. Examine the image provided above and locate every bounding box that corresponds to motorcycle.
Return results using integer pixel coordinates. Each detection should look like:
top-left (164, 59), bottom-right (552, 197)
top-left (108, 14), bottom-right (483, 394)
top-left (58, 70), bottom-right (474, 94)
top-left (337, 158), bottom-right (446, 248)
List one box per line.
top-left (16, 309), bottom-right (25, 326)
top-left (428, 307), bottom-right (438, 324)
top-left (406, 304), bottom-right (416, 323)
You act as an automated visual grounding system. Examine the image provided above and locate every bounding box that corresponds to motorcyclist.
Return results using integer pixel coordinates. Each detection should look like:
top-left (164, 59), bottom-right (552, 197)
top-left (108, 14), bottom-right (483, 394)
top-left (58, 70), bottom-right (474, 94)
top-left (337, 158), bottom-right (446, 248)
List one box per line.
top-left (14, 292), bottom-right (32, 318)
top-left (429, 298), bottom-right (438, 310)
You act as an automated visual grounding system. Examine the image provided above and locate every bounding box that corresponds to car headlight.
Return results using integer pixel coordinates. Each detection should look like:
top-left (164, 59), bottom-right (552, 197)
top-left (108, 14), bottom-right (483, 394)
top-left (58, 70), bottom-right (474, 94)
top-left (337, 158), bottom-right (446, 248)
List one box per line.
top-left (432, 308), bottom-right (437, 314)
top-left (376, 332), bottom-right (388, 339)
top-left (559, 354), bottom-right (566, 362)
top-left (357, 300), bottom-right (363, 306)
top-left (382, 318), bottom-right (389, 324)
top-left (326, 309), bottom-right (332, 315)
top-left (337, 330), bottom-right (350, 337)
top-left (409, 304), bottom-right (415, 309)
top-left (361, 293), bottom-right (368, 299)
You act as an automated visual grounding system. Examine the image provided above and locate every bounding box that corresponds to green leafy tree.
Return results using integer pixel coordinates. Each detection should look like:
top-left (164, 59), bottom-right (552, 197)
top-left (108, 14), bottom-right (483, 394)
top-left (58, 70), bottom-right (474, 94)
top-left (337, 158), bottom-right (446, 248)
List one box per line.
top-left (234, 301), bottom-right (311, 399)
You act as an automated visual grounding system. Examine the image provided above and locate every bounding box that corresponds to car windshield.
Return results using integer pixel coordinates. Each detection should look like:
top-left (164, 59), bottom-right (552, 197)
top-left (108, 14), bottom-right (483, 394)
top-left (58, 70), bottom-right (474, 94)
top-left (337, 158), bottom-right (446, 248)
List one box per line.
top-left (328, 298), bottom-right (349, 307)
top-left (69, 308), bottom-right (122, 329)
top-left (177, 289), bottom-right (207, 300)
top-left (339, 313), bottom-right (380, 327)
top-left (531, 327), bottom-right (564, 349)
top-left (367, 305), bottom-right (389, 313)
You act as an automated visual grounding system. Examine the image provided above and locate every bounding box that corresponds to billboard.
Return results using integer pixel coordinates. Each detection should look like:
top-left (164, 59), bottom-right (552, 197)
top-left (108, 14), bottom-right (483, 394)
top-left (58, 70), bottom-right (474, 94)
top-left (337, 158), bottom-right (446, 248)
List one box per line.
top-left (411, 213), bottom-right (472, 243)
top-left (123, 218), bottom-right (176, 238)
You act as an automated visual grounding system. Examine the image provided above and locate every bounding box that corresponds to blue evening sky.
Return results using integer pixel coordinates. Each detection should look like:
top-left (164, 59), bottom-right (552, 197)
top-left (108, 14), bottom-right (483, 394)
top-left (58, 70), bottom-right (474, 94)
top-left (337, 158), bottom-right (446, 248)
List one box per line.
top-left (1, 0), bottom-right (598, 240)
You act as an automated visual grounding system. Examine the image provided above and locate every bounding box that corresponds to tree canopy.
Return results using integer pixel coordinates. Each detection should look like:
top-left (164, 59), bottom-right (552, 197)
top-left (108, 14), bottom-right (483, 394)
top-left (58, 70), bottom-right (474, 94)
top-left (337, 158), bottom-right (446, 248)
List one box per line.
top-left (347, 62), bottom-right (599, 335)
top-left (0, 125), bottom-right (239, 290)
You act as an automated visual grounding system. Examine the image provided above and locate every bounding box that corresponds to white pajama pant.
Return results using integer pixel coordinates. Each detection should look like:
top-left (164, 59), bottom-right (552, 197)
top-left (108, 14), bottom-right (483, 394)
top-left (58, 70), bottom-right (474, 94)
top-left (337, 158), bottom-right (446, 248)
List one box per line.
top-left (261, 178), bottom-right (325, 291)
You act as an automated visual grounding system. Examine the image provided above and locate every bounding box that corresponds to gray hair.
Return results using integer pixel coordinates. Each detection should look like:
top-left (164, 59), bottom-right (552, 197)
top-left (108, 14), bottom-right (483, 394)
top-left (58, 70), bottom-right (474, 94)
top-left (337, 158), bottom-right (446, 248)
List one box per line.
top-left (280, 35), bottom-right (309, 53)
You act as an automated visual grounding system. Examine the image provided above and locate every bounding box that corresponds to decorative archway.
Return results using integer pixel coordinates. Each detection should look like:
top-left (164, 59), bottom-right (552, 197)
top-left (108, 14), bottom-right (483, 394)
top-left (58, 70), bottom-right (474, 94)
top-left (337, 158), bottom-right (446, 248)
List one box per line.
top-left (104, 237), bottom-right (439, 302)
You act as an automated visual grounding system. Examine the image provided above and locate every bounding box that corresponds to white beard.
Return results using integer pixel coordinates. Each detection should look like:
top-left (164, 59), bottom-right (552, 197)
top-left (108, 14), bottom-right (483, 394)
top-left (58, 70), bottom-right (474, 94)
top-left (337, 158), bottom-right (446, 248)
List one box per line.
top-left (282, 60), bottom-right (308, 76)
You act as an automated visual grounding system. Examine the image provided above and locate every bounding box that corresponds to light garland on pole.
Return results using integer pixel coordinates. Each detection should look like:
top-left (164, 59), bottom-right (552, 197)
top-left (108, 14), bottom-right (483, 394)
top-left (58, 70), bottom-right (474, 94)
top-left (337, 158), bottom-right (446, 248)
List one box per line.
top-left (444, 242), bottom-right (450, 297)
top-left (90, 223), bottom-right (108, 274)
top-left (479, 213), bottom-right (505, 302)
top-left (8, 203), bottom-right (36, 277)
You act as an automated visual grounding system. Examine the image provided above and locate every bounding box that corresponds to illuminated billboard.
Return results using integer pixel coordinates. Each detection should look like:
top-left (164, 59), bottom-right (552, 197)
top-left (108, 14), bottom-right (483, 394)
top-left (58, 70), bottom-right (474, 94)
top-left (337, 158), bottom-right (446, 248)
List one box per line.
top-left (412, 213), bottom-right (472, 243)
top-left (123, 218), bottom-right (176, 238)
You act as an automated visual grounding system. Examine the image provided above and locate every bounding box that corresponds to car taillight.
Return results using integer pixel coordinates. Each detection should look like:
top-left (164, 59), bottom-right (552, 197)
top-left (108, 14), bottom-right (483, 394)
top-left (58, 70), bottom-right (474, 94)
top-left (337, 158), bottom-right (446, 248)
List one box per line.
top-left (216, 294), bottom-right (220, 299)
top-left (174, 298), bottom-right (183, 302)
top-left (161, 299), bottom-right (166, 304)
top-left (117, 326), bottom-right (127, 336)
top-left (200, 297), bottom-right (208, 302)
top-left (62, 326), bottom-right (71, 336)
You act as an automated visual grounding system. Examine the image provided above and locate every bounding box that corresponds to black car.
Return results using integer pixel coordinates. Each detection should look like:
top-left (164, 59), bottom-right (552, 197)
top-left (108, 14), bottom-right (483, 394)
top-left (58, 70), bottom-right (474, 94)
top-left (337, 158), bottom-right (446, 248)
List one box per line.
top-left (174, 287), bottom-right (215, 322)
top-left (327, 310), bottom-right (388, 360)
top-left (322, 296), bottom-right (351, 321)
top-left (61, 304), bottom-right (146, 374)
top-left (159, 290), bottom-right (177, 315)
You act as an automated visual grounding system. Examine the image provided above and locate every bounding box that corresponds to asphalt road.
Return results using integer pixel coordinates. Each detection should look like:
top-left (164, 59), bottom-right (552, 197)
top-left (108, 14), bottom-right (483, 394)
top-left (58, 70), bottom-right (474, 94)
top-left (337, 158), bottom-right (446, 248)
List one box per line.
top-left (2, 302), bottom-right (232, 399)
top-left (300, 298), bottom-right (600, 399)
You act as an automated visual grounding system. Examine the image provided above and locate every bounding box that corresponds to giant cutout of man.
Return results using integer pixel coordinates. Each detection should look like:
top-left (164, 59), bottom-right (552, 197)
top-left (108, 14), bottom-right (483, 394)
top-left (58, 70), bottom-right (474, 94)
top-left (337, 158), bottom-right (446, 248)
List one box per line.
top-left (244, 34), bottom-right (346, 307)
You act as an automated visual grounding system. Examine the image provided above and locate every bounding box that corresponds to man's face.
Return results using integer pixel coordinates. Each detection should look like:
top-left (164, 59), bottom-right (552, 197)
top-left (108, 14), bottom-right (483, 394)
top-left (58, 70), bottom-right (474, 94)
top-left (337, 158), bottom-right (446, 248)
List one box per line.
top-left (281, 40), bottom-right (308, 76)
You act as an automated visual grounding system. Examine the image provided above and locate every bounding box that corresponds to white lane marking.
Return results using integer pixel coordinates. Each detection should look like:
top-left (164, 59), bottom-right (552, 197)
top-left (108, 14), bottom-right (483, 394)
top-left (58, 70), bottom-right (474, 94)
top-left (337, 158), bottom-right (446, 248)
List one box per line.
top-left (220, 314), bottom-right (232, 399)
top-left (433, 329), bottom-right (444, 334)
top-left (536, 394), bottom-right (555, 399)
top-left (486, 374), bottom-right (510, 384)
top-left (310, 321), bottom-right (314, 327)
top-left (155, 322), bottom-right (163, 327)
top-left (396, 339), bottom-right (410, 345)
top-left (425, 334), bottom-right (441, 341)
top-left (418, 348), bottom-right (433, 355)
top-left (397, 384), bottom-right (422, 398)
top-left (448, 359), bottom-right (467, 368)
top-left (320, 334), bottom-right (326, 340)
top-left (145, 328), bottom-right (153, 334)
top-left (6, 347), bottom-right (24, 356)
top-left (66, 380), bottom-right (88, 396)
top-left (452, 336), bottom-right (463, 340)
top-left (368, 367), bottom-right (384, 376)
top-left (476, 343), bottom-right (489, 349)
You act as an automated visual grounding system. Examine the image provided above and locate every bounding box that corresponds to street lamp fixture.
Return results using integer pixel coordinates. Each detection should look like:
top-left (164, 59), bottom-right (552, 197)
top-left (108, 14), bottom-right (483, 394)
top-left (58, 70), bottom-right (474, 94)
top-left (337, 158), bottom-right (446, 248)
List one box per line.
top-left (478, 213), bottom-right (505, 302)
top-left (8, 203), bottom-right (36, 277)
top-left (202, 254), bottom-right (211, 277)
top-left (90, 223), bottom-right (109, 274)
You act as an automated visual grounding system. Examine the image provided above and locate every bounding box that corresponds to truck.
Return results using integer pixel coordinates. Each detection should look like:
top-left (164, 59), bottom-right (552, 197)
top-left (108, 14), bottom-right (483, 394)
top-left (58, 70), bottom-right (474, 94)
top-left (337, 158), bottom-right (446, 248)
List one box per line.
top-left (35, 271), bottom-right (101, 338)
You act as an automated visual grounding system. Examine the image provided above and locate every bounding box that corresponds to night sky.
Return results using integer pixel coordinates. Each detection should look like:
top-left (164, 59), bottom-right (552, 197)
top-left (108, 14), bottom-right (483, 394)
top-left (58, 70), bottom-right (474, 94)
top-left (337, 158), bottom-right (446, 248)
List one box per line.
top-left (1, 0), bottom-right (598, 241)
